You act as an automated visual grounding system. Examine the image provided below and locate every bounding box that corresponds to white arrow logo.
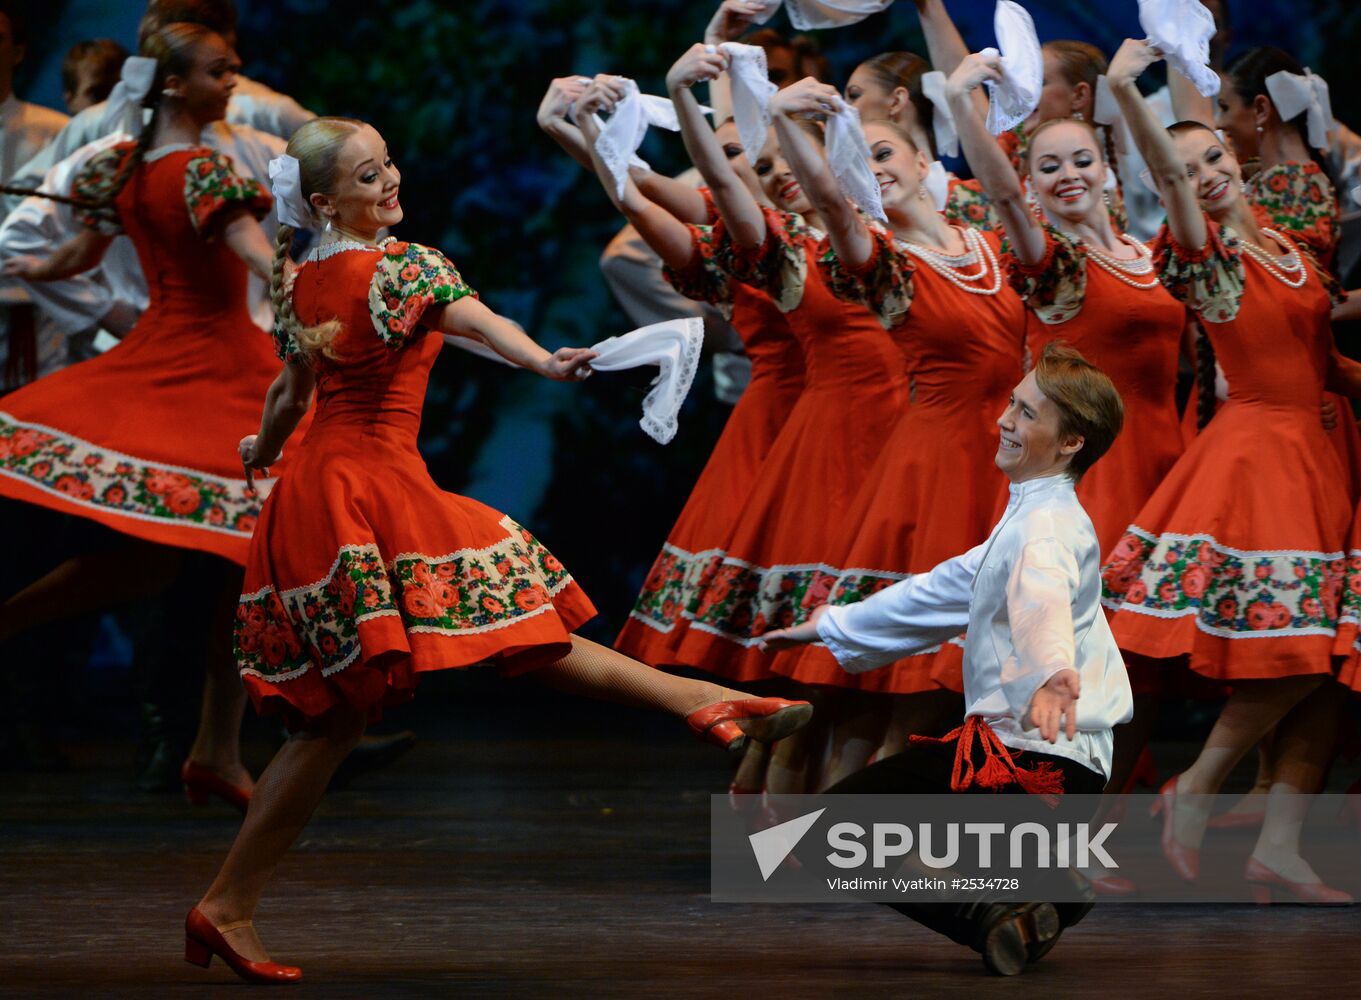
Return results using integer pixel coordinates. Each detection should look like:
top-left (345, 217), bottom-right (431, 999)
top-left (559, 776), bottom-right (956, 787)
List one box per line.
top-left (748, 808), bottom-right (826, 881)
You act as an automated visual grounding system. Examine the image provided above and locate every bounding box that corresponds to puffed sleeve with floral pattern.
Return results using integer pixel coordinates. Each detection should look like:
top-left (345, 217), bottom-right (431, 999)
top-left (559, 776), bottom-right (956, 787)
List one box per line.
top-left (942, 178), bottom-right (1001, 232)
top-left (70, 140), bottom-right (138, 235)
top-left (713, 207), bottom-right (811, 313)
top-left (815, 227), bottom-right (917, 331)
top-left (368, 239), bottom-right (477, 348)
top-left (183, 148), bottom-right (272, 238)
top-left (1002, 224), bottom-right (1088, 325)
top-left (1151, 217), bottom-right (1246, 323)
top-left (662, 224), bottom-right (735, 319)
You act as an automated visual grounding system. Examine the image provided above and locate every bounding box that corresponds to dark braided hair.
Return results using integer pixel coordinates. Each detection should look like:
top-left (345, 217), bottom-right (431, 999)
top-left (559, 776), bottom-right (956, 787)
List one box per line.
top-left (1043, 41), bottom-right (1124, 200)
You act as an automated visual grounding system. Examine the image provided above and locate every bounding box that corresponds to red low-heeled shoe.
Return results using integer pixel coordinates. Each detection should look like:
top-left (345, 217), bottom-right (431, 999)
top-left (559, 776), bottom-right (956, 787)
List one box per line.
top-left (181, 760), bottom-right (251, 814)
top-left (1149, 776), bottom-right (1199, 882)
top-left (687, 698), bottom-right (813, 753)
top-left (1244, 858), bottom-right (1354, 906)
top-left (184, 907), bottom-right (303, 983)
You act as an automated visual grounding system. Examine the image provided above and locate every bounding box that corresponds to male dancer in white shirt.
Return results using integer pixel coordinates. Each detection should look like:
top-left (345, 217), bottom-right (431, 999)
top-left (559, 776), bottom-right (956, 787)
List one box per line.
top-left (763, 342), bottom-right (1133, 976)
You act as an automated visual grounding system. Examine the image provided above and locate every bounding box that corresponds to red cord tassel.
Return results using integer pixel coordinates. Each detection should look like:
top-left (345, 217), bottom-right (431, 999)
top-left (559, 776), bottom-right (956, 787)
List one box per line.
top-left (910, 716), bottom-right (1064, 805)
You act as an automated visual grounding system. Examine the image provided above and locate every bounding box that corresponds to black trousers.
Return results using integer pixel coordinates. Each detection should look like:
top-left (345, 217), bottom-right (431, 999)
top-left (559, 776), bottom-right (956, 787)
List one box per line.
top-left (816, 738), bottom-right (1105, 950)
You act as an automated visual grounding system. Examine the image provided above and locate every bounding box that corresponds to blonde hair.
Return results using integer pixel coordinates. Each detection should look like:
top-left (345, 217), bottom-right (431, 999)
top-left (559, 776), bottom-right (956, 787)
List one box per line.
top-left (271, 116), bottom-right (365, 361)
top-left (1032, 341), bottom-right (1124, 481)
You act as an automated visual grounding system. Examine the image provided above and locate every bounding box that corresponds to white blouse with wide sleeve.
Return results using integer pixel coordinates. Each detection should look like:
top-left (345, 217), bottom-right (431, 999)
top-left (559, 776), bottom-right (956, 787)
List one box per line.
top-left (818, 473), bottom-right (1133, 779)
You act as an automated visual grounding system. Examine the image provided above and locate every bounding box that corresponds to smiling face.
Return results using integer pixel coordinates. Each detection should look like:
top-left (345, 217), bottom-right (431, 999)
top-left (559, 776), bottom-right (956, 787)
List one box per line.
top-left (995, 369), bottom-right (1082, 482)
top-left (165, 31), bottom-right (239, 128)
top-left (755, 127), bottom-right (813, 215)
top-left (1026, 120), bottom-right (1109, 225)
top-left (862, 121), bottom-right (927, 217)
top-left (1172, 126), bottom-right (1242, 220)
top-left (314, 124), bottom-right (403, 238)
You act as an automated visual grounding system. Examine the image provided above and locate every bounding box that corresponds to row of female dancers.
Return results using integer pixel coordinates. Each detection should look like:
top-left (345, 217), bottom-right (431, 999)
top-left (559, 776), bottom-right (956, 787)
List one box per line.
top-left (545, 0), bottom-right (1361, 904)
top-left (0, 16), bottom-right (819, 983)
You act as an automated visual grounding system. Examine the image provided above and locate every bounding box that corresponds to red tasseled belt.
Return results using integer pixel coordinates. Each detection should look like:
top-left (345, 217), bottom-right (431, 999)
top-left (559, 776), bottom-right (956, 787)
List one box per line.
top-left (910, 715), bottom-right (1065, 804)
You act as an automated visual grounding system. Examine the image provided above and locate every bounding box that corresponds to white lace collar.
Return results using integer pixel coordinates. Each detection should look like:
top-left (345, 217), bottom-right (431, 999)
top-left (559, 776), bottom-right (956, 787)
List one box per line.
top-left (306, 238), bottom-right (382, 262)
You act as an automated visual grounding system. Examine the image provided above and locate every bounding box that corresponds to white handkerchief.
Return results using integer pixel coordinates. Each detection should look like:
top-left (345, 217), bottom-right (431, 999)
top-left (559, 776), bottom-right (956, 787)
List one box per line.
top-left (1266, 69), bottom-right (1333, 150)
top-left (444, 318), bottom-right (704, 444)
top-left (102, 56), bottom-right (158, 136)
top-left (782, 0), bottom-right (895, 30)
top-left (721, 43), bottom-right (778, 165)
top-left (925, 160), bottom-right (950, 212)
top-left (585, 317), bottom-right (704, 444)
top-left (981, 1), bottom-right (1043, 135)
top-left (592, 80), bottom-right (708, 198)
top-left (825, 99), bottom-right (887, 222)
top-left (919, 70), bottom-right (960, 158)
top-left (1138, 0), bottom-right (1220, 99)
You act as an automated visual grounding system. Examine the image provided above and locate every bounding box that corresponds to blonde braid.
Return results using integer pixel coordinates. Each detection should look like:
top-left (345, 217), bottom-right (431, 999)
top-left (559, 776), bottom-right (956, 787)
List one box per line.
top-left (271, 225), bottom-right (342, 361)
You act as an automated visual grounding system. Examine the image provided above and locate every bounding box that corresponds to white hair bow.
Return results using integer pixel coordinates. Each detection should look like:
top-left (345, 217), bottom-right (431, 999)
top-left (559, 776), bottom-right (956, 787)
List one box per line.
top-left (1138, 0), bottom-right (1220, 99)
top-left (980, 1), bottom-right (1043, 136)
top-left (720, 43), bottom-right (779, 166)
top-left (824, 98), bottom-right (886, 222)
top-left (103, 56), bottom-right (158, 135)
top-left (919, 71), bottom-right (959, 158)
top-left (753, 0), bottom-right (894, 31)
top-left (1266, 68), bottom-right (1333, 150)
top-left (268, 155), bottom-right (312, 230)
top-left (588, 79), bottom-right (709, 199)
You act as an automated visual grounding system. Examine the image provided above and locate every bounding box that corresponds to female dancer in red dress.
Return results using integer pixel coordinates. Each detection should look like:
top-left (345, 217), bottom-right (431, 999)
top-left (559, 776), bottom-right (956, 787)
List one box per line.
top-left (660, 45), bottom-right (908, 683)
top-left (540, 75), bottom-right (805, 668)
top-left (185, 116), bottom-right (813, 983)
top-left (945, 50), bottom-right (1186, 801)
top-left (0, 24), bottom-right (294, 808)
top-left (1100, 40), bottom-right (1353, 903)
top-left (761, 77), bottom-right (1026, 784)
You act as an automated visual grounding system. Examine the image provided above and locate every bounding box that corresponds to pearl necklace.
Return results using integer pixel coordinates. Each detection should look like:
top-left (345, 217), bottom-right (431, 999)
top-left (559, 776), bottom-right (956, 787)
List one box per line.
top-left (896, 226), bottom-right (1002, 296)
top-left (1080, 235), bottom-right (1160, 290)
top-left (1237, 228), bottom-right (1307, 289)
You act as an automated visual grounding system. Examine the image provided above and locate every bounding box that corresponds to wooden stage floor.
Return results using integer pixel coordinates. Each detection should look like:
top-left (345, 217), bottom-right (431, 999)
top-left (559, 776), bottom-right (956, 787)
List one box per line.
top-left (2, 684), bottom-right (1358, 998)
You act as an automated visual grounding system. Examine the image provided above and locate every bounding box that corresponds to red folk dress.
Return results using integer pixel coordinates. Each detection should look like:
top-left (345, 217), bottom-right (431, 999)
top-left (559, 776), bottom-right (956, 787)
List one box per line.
top-left (1006, 226), bottom-right (1185, 559)
top-left (234, 239), bottom-right (596, 722)
top-left (614, 220), bottom-right (804, 666)
top-left (0, 142), bottom-right (284, 564)
top-left (772, 225), bottom-right (1025, 693)
top-left (1101, 220), bottom-right (1349, 681)
top-left (672, 208), bottom-right (909, 681)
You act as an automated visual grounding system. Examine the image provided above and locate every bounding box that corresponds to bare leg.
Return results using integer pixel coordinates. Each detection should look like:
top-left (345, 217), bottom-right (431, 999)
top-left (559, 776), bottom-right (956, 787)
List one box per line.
top-left (0, 542), bottom-right (181, 642)
top-left (1216, 735), bottom-right (1275, 819)
top-left (195, 704), bottom-right (368, 962)
top-left (533, 635), bottom-right (751, 717)
top-left (1170, 674), bottom-right (1326, 851)
top-left (186, 564), bottom-right (251, 791)
top-left (1250, 681), bottom-right (1347, 882)
top-left (731, 740), bottom-right (771, 794)
top-left (766, 719), bottom-right (820, 795)
top-left (816, 689), bottom-right (891, 791)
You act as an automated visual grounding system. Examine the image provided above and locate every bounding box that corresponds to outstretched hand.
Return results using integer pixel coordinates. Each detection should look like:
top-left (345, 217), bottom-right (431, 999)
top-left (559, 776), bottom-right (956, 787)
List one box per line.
top-left (757, 605), bottom-right (829, 652)
top-left (770, 77), bottom-right (843, 119)
top-left (238, 434), bottom-right (278, 494)
top-left (666, 43), bottom-right (730, 93)
top-left (705, 0), bottom-right (774, 45)
top-left (945, 51), bottom-right (1003, 100)
top-left (540, 347), bottom-right (598, 381)
top-left (538, 75), bottom-right (593, 126)
top-left (1107, 38), bottom-right (1164, 88)
top-left (2, 254), bottom-right (46, 280)
top-left (1026, 669), bottom-right (1081, 743)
